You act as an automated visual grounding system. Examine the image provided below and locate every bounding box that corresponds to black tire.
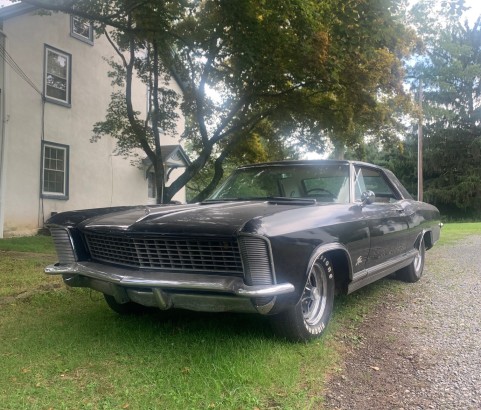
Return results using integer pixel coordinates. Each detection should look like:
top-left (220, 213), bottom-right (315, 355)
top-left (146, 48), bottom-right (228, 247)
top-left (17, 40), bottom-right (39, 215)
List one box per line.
top-left (397, 237), bottom-right (426, 283)
top-left (103, 294), bottom-right (147, 315)
top-left (270, 255), bottom-right (335, 342)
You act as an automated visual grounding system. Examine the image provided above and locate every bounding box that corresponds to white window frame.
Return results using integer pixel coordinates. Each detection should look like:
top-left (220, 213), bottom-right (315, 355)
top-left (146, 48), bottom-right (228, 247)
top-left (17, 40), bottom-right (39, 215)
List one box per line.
top-left (41, 141), bottom-right (69, 200)
top-left (70, 15), bottom-right (94, 45)
top-left (44, 45), bottom-right (72, 106)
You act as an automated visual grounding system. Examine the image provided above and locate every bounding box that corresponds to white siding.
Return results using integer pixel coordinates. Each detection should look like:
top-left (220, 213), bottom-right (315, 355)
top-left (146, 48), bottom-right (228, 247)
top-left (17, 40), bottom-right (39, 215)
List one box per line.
top-left (1, 11), bottom-right (185, 237)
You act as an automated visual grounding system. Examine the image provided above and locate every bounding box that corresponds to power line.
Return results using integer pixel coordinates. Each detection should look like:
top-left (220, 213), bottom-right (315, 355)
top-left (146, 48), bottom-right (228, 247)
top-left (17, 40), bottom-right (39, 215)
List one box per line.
top-left (0, 43), bottom-right (43, 96)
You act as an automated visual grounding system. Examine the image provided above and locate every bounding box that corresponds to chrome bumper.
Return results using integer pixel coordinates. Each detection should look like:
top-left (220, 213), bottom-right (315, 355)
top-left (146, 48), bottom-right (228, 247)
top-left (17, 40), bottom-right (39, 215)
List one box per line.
top-left (45, 262), bottom-right (295, 314)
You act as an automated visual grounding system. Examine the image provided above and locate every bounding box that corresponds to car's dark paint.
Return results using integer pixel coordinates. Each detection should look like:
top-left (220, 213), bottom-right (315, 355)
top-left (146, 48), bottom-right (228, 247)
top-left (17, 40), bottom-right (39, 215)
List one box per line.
top-left (45, 160), bottom-right (441, 341)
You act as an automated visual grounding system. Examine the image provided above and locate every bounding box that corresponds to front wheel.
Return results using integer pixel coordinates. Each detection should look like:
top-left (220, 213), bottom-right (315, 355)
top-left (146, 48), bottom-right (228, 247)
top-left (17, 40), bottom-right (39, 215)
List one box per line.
top-left (397, 237), bottom-right (426, 283)
top-left (270, 255), bottom-right (335, 342)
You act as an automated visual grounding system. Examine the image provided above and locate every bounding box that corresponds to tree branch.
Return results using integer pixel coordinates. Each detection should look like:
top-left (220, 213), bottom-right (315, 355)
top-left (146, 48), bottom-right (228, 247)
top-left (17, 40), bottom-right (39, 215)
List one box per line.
top-left (103, 28), bottom-right (128, 68)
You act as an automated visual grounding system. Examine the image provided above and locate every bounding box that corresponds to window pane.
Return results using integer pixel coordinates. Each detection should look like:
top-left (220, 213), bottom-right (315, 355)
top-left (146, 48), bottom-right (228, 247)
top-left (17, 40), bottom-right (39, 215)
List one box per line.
top-left (47, 51), bottom-right (67, 79)
top-left (73, 17), bottom-right (91, 39)
top-left (44, 170), bottom-right (64, 193)
top-left (46, 85), bottom-right (67, 101)
top-left (46, 74), bottom-right (66, 91)
top-left (45, 47), bottom-right (70, 103)
top-left (43, 145), bottom-right (67, 195)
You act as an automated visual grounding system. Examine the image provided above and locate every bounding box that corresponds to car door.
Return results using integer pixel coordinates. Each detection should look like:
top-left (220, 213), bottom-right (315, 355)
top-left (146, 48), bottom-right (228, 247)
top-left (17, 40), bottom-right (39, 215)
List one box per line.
top-left (354, 165), bottom-right (411, 269)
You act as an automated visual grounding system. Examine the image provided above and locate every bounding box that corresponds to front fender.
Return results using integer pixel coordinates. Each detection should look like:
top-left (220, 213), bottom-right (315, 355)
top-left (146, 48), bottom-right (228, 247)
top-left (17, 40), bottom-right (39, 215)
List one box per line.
top-left (269, 240), bottom-right (353, 314)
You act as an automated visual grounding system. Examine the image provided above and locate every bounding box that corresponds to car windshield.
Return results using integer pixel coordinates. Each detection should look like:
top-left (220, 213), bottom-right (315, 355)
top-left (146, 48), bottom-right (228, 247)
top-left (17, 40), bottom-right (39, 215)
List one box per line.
top-left (208, 164), bottom-right (350, 203)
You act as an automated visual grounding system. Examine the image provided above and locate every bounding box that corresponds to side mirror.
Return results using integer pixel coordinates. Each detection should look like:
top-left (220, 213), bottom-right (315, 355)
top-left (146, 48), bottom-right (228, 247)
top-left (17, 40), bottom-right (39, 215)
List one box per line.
top-left (361, 190), bottom-right (375, 206)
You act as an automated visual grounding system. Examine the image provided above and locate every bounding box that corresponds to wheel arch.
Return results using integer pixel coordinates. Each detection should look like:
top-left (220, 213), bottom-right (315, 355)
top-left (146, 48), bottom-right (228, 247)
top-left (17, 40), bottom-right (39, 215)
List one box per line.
top-left (306, 243), bottom-right (353, 296)
top-left (421, 229), bottom-right (434, 250)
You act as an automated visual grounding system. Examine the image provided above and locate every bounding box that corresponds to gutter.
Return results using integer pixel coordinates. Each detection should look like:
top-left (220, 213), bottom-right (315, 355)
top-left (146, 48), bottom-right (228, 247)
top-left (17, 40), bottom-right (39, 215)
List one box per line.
top-left (0, 3), bottom-right (37, 21)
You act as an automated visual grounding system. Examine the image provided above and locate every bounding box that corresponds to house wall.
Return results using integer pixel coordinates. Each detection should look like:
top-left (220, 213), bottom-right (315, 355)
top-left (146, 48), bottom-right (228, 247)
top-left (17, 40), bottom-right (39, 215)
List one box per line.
top-left (1, 11), bottom-right (185, 237)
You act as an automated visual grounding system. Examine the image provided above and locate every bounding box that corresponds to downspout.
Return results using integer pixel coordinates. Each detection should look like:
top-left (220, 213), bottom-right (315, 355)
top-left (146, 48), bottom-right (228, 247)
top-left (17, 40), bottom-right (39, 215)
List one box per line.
top-left (0, 31), bottom-right (6, 238)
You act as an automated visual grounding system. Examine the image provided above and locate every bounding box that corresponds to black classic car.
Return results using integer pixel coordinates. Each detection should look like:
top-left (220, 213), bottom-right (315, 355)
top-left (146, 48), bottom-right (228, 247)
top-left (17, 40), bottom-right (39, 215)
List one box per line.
top-left (45, 160), bottom-right (441, 341)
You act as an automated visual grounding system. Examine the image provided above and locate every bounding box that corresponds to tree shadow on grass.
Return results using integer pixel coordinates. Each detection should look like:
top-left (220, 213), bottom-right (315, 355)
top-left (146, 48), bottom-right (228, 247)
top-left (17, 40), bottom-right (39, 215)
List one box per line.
top-left (111, 307), bottom-right (276, 341)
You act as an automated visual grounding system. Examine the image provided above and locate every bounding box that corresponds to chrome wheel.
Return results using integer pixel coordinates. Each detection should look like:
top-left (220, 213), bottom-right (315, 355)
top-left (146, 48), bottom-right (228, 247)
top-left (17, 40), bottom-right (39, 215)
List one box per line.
top-left (270, 255), bottom-right (335, 342)
top-left (397, 237), bottom-right (426, 283)
top-left (412, 238), bottom-right (424, 275)
top-left (302, 262), bottom-right (328, 326)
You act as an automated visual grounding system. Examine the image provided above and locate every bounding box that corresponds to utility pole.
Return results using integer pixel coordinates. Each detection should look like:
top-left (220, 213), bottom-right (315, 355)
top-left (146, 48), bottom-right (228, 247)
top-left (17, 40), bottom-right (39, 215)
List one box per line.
top-left (417, 79), bottom-right (423, 202)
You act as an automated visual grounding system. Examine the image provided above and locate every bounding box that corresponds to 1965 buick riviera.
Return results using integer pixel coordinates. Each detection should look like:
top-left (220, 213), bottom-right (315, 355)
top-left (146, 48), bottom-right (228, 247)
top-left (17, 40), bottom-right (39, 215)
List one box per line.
top-left (45, 160), bottom-right (441, 341)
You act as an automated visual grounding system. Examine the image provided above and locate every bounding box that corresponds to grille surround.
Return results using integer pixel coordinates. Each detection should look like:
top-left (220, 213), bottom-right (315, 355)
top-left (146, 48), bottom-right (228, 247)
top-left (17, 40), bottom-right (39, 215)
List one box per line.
top-left (50, 228), bottom-right (77, 264)
top-left (238, 236), bottom-right (274, 286)
top-left (238, 235), bottom-right (276, 306)
top-left (84, 232), bottom-right (244, 275)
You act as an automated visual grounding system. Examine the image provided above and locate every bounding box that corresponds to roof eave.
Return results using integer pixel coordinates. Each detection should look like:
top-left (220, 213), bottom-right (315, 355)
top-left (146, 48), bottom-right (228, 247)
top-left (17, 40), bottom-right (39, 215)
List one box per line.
top-left (0, 3), bottom-right (37, 21)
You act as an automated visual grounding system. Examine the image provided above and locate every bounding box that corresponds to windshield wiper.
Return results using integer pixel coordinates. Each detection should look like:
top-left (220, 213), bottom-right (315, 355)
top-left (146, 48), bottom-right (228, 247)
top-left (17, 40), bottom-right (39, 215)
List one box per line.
top-left (201, 198), bottom-right (245, 203)
top-left (264, 197), bottom-right (316, 205)
top-left (202, 197), bottom-right (316, 205)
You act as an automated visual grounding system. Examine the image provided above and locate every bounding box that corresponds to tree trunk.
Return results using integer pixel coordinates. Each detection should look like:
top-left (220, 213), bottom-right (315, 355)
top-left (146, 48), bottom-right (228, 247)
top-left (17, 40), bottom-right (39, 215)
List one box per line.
top-left (191, 151), bottom-right (229, 203)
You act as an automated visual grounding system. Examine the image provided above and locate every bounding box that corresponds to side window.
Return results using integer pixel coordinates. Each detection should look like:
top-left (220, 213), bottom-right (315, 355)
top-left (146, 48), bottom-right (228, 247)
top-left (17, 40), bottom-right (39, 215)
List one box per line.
top-left (44, 45), bottom-right (72, 106)
top-left (354, 166), bottom-right (399, 203)
top-left (41, 141), bottom-right (69, 199)
top-left (70, 15), bottom-right (94, 45)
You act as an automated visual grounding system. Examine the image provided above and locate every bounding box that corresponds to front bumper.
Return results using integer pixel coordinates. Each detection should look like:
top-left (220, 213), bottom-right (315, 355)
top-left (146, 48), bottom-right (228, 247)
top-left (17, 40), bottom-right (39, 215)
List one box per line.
top-left (45, 262), bottom-right (295, 314)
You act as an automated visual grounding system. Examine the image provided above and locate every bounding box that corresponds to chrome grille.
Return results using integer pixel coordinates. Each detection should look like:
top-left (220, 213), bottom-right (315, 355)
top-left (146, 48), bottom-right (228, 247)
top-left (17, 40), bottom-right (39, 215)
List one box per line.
top-left (50, 228), bottom-right (76, 264)
top-left (84, 233), bottom-right (243, 274)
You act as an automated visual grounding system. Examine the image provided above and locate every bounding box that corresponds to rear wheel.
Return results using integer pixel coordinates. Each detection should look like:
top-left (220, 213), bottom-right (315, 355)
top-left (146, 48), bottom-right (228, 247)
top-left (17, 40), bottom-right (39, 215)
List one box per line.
top-left (103, 294), bottom-right (147, 315)
top-left (270, 255), bottom-right (335, 342)
top-left (397, 237), bottom-right (426, 283)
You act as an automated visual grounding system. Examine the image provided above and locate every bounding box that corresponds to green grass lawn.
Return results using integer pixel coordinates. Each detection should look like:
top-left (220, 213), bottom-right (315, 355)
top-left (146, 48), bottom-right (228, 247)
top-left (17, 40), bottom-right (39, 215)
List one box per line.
top-left (0, 234), bottom-right (54, 253)
top-left (437, 222), bottom-right (481, 245)
top-left (0, 224), bottom-right (479, 409)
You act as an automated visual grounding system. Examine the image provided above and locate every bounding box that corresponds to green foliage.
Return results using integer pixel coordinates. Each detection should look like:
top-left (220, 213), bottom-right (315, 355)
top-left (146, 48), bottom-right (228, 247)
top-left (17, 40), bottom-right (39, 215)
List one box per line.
top-left (91, 91), bottom-right (144, 159)
top-left (408, 2), bottom-right (481, 217)
top-left (347, 2), bottom-right (481, 219)
top-left (26, 0), bottom-right (416, 201)
top-left (186, 120), bottom-right (299, 201)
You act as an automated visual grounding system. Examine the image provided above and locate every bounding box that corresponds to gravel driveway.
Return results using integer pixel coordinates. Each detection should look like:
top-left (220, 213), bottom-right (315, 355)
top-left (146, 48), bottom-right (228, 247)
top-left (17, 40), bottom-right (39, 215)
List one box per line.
top-left (323, 235), bottom-right (481, 410)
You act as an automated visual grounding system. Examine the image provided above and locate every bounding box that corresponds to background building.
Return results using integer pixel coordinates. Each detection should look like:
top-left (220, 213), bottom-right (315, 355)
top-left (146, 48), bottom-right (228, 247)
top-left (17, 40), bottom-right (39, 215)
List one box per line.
top-left (0, 3), bottom-right (187, 237)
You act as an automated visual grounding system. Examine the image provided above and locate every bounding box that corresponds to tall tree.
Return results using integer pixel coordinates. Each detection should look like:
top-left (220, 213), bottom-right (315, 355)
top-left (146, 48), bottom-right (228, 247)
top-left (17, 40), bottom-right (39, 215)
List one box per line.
top-left (353, 1), bottom-right (481, 217)
top-left (23, 0), bottom-right (415, 202)
top-left (407, 1), bottom-right (481, 216)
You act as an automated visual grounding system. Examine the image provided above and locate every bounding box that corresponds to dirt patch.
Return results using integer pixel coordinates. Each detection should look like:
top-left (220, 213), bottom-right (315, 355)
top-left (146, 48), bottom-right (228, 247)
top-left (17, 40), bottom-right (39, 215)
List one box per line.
top-left (0, 250), bottom-right (55, 262)
top-left (0, 282), bottom-right (64, 305)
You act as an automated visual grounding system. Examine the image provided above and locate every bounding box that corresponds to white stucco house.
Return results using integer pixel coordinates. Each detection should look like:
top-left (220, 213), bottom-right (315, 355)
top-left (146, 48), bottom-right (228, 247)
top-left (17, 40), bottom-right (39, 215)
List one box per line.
top-left (0, 3), bottom-right (188, 237)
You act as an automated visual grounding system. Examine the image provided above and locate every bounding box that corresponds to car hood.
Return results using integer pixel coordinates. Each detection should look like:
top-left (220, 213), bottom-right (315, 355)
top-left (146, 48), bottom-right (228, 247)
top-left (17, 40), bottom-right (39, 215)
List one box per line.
top-left (78, 200), bottom-right (318, 237)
